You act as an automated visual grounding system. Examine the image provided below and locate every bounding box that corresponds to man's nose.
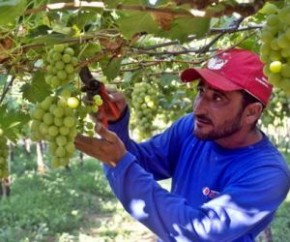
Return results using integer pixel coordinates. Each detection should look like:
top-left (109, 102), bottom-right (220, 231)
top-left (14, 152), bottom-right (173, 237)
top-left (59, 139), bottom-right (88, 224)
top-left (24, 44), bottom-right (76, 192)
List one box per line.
top-left (193, 96), bottom-right (208, 115)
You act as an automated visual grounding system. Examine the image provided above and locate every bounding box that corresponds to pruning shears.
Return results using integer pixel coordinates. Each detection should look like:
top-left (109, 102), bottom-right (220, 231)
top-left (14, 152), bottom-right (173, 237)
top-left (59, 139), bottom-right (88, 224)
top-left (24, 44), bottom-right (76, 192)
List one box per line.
top-left (79, 66), bottom-right (120, 127)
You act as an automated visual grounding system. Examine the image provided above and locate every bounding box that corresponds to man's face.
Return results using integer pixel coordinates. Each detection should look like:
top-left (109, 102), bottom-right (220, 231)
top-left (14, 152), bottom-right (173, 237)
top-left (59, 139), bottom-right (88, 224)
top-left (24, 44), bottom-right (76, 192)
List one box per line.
top-left (193, 82), bottom-right (245, 140)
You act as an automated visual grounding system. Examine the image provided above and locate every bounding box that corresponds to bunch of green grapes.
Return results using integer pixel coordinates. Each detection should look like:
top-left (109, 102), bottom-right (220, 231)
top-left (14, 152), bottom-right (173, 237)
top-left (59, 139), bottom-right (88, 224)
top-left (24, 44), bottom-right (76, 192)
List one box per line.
top-left (30, 91), bottom-right (104, 168)
top-left (260, 3), bottom-right (290, 95)
top-left (131, 82), bottom-right (158, 140)
top-left (30, 94), bottom-right (78, 168)
top-left (0, 129), bottom-right (9, 179)
top-left (44, 44), bottom-right (78, 88)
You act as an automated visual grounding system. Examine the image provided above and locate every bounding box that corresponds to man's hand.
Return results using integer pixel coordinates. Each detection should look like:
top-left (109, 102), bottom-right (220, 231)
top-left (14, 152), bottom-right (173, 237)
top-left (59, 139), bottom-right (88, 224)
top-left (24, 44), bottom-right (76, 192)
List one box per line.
top-left (74, 123), bottom-right (127, 167)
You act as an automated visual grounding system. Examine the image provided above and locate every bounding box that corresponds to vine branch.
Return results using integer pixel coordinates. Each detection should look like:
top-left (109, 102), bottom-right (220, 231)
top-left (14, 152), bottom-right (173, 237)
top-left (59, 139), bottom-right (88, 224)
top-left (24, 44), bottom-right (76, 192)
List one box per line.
top-left (0, 76), bottom-right (15, 105)
top-left (24, 0), bottom-right (268, 18)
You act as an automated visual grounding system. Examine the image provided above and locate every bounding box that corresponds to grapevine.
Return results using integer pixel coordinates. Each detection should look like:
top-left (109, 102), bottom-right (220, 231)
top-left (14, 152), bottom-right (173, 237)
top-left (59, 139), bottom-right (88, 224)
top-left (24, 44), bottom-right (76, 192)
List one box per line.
top-left (131, 81), bottom-right (158, 140)
top-left (260, 3), bottom-right (290, 95)
top-left (0, 128), bottom-right (9, 179)
top-left (44, 44), bottom-right (78, 88)
top-left (27, 42), bottom-right (107, 168)
top-left (30, 90), bottom-right (104, 168)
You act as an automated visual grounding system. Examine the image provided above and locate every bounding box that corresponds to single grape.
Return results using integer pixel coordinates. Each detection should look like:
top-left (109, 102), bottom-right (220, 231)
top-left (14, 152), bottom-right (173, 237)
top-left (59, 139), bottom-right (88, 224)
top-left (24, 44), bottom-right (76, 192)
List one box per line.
top-left (67, 97), bottom-right (80, 109)
top-left (269, 61), bottom-right (282, 73)
top-left (62, 54), bottom-right (72, 63)
top-left (63, 116), bottom-right (76, 128)
top-left (60, 89), bottom-right (72, 98)
top-left (55, 146), bottom-right (66, 158)
top-left (54, 44), bottom-right (66, 53)
top-left (57, 70), bottom-right (67, 81)
top-left (56, 136), bottom-right (67, 146)
top-left (65, 64), bottom-right (74, 74)
top-left (93, 95), bottom-right (103, 106)
top-left (65, 142), bottom-right (75, 154)
top-left (59, 126), bottom-right (70, 135)
top-left (43, 113), bottom-right (54, 125)
top-left (32, 107), bottom-right (45, 120)
top-left (52, 106), bottom-right (65, 118)
top-left (260, 3), bottom-right (278, 15)
top-left (52, 52), bottom-right (62, 61)
top-left (55, 61), bottom-right (65, 70)
top-left (64, 47), bottom-right (75, 56)
top-left (48, 126), bottom-right (59, 137)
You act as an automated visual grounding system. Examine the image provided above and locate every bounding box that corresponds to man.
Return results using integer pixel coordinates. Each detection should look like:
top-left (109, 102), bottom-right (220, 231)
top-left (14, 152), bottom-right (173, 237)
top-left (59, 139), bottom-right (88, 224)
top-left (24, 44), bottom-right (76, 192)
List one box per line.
top-left (75, 48), bottom-right (290, 241)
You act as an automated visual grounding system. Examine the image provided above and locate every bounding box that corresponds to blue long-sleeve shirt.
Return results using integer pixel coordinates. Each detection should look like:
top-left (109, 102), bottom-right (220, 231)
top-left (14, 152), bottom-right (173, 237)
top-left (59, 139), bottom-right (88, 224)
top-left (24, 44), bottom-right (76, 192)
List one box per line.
top-left (104, 109), bottom-right (290, 242)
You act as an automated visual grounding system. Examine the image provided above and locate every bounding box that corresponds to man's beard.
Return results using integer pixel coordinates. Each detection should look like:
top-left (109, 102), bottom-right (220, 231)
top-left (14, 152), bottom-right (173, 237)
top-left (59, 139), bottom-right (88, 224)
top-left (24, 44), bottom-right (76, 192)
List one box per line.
top-left (194, 109), bottom-right (244, 140)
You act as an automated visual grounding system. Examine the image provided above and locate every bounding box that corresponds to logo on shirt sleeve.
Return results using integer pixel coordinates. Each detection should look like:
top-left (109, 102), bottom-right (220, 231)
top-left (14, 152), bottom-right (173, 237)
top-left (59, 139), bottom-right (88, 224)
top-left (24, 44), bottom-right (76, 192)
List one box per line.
top-left (202, 187), bottom-right (220, 199)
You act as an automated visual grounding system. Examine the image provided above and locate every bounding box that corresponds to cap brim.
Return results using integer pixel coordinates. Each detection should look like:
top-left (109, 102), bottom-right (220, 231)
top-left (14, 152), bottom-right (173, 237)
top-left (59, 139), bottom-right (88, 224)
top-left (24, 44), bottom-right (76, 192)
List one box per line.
top-left (180, 68), bottom-right (242, 91)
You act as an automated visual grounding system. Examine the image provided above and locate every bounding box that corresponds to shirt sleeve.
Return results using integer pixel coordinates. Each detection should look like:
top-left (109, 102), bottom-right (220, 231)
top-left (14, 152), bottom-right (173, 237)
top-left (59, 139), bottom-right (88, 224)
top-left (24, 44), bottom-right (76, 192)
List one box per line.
top-left (104, 152), bottom-right (290, 242)
top-left (108, 108), bottom-right (193, 180)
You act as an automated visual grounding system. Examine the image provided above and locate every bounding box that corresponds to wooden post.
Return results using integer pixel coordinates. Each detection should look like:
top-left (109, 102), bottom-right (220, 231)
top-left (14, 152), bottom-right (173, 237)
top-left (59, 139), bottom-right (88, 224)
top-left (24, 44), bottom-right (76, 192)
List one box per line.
top-left (0, 178), bottom-right (10, 198)
top-left (257, 227), bottom-right (273, 242)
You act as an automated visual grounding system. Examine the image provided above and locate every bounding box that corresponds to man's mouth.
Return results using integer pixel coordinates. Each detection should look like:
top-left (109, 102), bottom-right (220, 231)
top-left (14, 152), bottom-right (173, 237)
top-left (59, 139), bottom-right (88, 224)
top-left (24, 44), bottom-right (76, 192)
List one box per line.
top-left (195, 116), bottom-right (212, 127)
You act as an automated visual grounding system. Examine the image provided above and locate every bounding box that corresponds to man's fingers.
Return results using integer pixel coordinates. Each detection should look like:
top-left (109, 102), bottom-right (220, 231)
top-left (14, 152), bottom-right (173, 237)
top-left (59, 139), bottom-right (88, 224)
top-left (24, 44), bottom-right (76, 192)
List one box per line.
top-left (74, 134), bottom-right (90, 146)
top-left (108, 92), bottom-right (125, 102)
top-left (75, 134), bottom-right (94, 152)
top-left (95, 123), bottom-right (116, 143)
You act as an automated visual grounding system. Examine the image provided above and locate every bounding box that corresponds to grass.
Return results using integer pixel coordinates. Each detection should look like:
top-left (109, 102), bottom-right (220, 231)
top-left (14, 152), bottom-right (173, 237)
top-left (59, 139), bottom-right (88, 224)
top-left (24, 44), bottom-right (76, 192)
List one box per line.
top-left (0, 146), bottom-right (289, 241)
top-left (0, 149), bottom-right (119, 242)
top-left (271, 195), bottom-right (290, 241)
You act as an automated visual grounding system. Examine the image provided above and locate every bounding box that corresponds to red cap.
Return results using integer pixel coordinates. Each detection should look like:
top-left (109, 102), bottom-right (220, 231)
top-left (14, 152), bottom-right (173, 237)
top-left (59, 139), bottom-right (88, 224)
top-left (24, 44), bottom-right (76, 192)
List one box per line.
top-left (180, 48), bottom-right (273, 106)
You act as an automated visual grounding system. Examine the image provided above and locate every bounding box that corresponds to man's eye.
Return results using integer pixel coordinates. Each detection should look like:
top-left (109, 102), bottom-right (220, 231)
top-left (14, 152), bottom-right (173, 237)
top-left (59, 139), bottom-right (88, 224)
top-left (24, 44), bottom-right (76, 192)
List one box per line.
top-left (213, 94), bottom-right (222, 101)
top-left (196, 86), bottom-right (204, 93)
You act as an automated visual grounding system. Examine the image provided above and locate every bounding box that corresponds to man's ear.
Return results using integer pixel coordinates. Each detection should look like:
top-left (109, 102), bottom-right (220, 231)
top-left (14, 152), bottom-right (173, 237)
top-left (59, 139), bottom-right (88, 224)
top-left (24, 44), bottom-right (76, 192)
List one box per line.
top-left (244, 102), bottom-right (263, 124)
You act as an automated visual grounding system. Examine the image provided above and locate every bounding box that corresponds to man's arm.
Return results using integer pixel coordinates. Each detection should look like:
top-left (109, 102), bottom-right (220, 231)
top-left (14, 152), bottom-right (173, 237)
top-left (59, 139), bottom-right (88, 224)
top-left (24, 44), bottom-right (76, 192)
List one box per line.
top-left (108, 108), bottom-right (193, 180)
top-left (105, 153), bottom-right (290, 241)
top-left (75, 114), bottom-right (289, 241)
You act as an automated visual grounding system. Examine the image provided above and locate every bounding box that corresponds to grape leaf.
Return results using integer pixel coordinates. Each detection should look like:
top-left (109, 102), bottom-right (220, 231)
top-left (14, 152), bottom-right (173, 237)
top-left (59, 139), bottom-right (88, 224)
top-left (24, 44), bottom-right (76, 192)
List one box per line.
top-left (27, 33), bottom-right (71, 45)
top-left (100, 57), bottom-right (123, 81)
top-left (21, 71), bottom-right (52, 103)
top-left (0, 104), bottom-right (30, 142)
top-left (159, 17), bottom-right (210, 42)
top-left (79, 43), bottom-right (102, 61)
top-left (0, 0), bottom-right (27, 25)
top-left (117, 11), bottom-right (160, 39)
top-left (68, 10), bottom-right (100, 30)
top-left (26, 25), bottom-right (51, 38)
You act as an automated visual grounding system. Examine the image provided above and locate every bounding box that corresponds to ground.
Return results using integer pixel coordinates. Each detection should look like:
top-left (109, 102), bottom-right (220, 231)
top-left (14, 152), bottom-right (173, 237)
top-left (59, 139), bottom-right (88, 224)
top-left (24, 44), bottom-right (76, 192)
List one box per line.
top-left (79, 179), bottom-right (172, 242)
top-left (81, 203), bottom-right (157, 242)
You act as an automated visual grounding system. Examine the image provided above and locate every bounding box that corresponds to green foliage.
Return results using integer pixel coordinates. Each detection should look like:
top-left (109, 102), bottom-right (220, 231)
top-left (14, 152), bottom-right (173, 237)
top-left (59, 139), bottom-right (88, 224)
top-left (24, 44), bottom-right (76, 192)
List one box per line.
top-left (21, 71), bottom-right (52, 103)
top-left (117, 11), bottom-right (160, 39)
top-left (0, 0), bottom-right (289, 169)
top-left (0, 1), bottom-right (288, 241)
top-left (159, 16), bottom-right (211, 42)
top-left (100, 56), bottom-right (123, 81)
top-left (271, 194), bottom-right (290, 241)
top-left (1, 147), bottom-right (290, 241)
top-left (0, 104), bottom-right (30, 142)
top-left (0, 0), bottom-right (27, 26)
top-left (0, 155), bottom-right (115, 241)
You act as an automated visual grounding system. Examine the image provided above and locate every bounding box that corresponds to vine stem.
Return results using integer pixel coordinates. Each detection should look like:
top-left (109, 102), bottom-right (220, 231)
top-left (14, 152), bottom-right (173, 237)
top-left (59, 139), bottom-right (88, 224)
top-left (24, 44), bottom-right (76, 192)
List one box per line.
top-left (24, 0), bottom-right (266, 18)
top-left (24, 1), bottom-right (189, 16)
top-left (0, 76), bottom-right (15, 105)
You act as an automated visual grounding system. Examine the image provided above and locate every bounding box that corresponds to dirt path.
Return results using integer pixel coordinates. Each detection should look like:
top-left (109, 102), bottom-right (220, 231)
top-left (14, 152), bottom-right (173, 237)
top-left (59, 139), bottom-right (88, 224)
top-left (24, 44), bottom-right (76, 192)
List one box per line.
top-left (80, 203), bottom-right (157, 242)
top-left (79, 179), bottom-right (172, 242)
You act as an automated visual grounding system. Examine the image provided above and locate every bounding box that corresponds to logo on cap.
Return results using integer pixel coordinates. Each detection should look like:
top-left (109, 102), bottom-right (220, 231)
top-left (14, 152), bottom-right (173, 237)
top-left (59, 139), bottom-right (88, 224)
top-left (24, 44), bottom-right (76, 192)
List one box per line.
top-left (207, 53), bottom-right (230, 70)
